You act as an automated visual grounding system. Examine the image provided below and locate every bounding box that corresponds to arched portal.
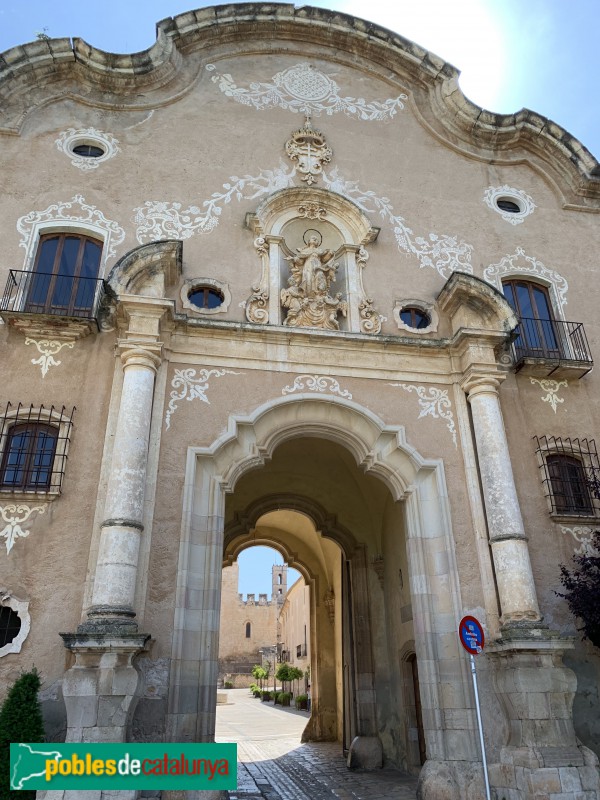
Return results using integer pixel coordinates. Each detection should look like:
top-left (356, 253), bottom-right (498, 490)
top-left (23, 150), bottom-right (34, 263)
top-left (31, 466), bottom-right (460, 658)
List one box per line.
top-left (168, 396), bottom-right (477, 772)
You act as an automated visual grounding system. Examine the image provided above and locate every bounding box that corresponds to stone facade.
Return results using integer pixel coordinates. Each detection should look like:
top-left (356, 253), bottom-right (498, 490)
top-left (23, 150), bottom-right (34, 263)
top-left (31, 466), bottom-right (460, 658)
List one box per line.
top-left (0, 4), bottom-right (600, 800)
top-left (218, 563), bottom-right (285, 675)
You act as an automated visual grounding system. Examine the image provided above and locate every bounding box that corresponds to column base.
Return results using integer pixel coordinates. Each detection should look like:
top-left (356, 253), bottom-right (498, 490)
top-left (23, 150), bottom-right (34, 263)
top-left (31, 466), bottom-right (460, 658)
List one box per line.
top-left (59, 631), bottom-right (150, 744)
top-left (347, 735), bottom-right (383, 770)
top-left (489, 743), bottom-right (600, 799)
top-left (416, 759), bottom-right (487, 799)
top-left (487, 630), bottom-right (600, 799)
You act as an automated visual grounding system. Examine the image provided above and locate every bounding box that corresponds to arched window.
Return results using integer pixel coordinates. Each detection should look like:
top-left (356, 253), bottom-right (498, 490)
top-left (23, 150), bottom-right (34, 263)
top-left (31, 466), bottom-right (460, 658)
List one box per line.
top-left (502, 279), bottom-right (559, 358)
top-left (26, 233), bottom-right (103, 316)
top-left (278, 573), bottom-right (282, 585)
top-left (0, 422), bottom-right (58, 490)
top-left (546, 454), bottom-right (592, 514)
top-left (245, 622), bottom-right (251, 638)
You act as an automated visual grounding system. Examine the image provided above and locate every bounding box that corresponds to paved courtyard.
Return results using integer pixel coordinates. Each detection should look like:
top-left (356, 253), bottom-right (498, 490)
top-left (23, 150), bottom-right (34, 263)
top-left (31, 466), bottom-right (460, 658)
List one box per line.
top-left (215, 689), bottom-right (418, 799)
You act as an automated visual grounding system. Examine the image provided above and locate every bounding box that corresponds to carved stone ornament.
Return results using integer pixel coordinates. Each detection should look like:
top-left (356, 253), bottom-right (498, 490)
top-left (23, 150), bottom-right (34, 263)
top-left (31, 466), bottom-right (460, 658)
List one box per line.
top-left (281, 230), bottom-right (347, 330)
top-left (285, 116), bottom-right (332, 185)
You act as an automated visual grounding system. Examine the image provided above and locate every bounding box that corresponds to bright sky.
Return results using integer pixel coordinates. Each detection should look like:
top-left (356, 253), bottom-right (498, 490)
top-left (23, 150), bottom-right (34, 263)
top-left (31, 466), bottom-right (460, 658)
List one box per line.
top-left (1, 0), bottom-right (598, 158)
top-left (1, 1), bottom-right (596, 592)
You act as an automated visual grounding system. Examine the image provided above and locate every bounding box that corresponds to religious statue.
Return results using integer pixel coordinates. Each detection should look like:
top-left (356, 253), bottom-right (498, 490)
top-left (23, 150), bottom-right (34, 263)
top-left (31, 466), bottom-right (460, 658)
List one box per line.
top-left (281, 230), bottom-right (347, 330)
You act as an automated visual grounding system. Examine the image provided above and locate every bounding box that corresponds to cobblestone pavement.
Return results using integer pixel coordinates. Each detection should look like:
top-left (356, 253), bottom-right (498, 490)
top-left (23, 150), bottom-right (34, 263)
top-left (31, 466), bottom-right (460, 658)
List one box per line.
top-left (216, 689), bottom-right (418, 800)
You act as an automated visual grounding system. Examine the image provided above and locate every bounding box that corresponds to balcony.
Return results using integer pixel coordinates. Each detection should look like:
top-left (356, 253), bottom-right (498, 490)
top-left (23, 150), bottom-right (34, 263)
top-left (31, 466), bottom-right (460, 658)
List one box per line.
top-left (511, 317), bottom-right (593, 379)
top-left (0, 270), bottom-right (107, 339)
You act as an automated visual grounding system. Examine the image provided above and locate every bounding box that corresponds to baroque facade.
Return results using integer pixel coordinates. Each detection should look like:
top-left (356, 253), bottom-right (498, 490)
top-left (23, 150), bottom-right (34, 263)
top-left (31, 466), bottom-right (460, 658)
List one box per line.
top-left (1, 4), bottom-right (600, 799)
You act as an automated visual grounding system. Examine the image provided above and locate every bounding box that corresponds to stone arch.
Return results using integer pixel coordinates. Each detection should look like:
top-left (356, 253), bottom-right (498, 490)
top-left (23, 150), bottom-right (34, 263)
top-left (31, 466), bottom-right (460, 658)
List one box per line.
top-left (169, 393), bottom-right (476, 770)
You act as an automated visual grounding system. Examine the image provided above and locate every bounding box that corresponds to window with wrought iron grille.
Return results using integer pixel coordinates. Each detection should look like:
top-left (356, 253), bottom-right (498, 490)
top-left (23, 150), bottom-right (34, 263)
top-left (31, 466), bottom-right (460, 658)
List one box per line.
top-left (0, 403), bottom-right (75, 496)
top-left (534, 436), bottom-right (600, 516)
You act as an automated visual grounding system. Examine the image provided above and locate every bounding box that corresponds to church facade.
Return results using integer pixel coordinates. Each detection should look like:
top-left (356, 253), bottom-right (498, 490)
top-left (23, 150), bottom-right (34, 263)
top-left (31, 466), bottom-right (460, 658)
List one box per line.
top-left (1, 4), bottom-right (600, 799)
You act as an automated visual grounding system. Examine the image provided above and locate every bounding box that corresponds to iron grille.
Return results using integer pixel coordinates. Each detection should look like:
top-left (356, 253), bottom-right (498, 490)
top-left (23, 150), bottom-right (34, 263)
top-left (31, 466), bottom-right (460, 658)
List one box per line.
top-left (1, 269), bottom-right (105, 321)
top-left (512, 318), bottom-right (593, 373)
top-left (533, 435), bottom-right (600, 516)
top-left (0, 403), bottom-right (76, 494)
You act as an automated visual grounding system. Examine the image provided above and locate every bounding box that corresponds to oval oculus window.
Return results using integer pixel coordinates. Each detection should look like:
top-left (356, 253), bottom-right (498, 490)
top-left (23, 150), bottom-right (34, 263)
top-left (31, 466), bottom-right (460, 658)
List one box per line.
top-left (400, 307), bottom-right (431, 330)
top-left (496, 198), bottom-right (521, 214)
top-left (188, 287), bottom-right (225, 310)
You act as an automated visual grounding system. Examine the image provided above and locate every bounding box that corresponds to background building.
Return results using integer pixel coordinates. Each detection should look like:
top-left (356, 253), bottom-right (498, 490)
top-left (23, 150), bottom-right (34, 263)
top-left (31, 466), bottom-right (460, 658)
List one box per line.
top-left (0, 4), bottom-right (599, 799)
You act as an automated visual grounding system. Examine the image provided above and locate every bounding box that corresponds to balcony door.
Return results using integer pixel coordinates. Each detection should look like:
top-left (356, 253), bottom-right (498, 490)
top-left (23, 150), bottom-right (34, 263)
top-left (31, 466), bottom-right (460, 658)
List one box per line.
top-left (26, 233), bottom-right (102, 316)
top-left (502, 279), bottom-right (560, 359)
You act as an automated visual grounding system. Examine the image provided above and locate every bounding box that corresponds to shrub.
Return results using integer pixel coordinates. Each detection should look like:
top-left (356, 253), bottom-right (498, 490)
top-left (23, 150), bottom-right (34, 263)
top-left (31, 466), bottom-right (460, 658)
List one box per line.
top-left (253, 690), bottom-right (262, 698)
top-left (261, 691), bottom-right (271, 702)
top-left (224, 681), bottom-right (234, 689)
top-left (248, 683), bottom-right (258, 694)
top-left (556, 530), bottom-right (600, 648)
top-left (0, 669), bottom-right (45, 800)
top-left (295, 693), bottom-right (308, 710)
top-left (279, 692), bottom-right (292, 707)
top-left (273, 692), bottom-right (280, 705)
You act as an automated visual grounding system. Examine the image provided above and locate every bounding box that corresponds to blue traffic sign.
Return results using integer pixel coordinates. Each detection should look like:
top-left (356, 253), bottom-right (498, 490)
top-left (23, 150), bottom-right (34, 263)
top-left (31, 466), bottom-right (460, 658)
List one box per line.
top-left (459, 615), bottom-right (485, 655)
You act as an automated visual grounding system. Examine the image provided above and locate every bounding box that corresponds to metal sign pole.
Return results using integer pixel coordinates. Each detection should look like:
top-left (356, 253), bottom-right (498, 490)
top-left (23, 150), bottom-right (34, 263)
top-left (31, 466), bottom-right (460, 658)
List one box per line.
top-left (469, 653), bottom-right (491, 800)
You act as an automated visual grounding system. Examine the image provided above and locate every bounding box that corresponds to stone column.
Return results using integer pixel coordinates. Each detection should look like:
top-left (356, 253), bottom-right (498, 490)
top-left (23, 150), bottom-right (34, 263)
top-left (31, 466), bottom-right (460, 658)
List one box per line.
top-left (84, 344), bottom-right (161, 631)
top-left (463, 375), bottom-right (541, 627)
top-left (59, 301), bottom-right (167, 763)
top-left (347, 545), bottom-right (382, 770)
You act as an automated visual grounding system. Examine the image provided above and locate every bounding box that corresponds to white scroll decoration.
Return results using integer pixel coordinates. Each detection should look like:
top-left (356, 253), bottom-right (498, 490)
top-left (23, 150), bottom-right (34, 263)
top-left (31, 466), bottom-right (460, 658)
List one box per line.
top-left (282, 375), bottom-right (352, 399)
top-left (206, 62), bottom-right (407, 121)
top-left (323, 168), bottom-right (472, 278)
top-left (17, 195), bottom-right (125, 263)
top-left (560, 526), bottom-right (597, 555)
top-left (25, 338), bottom-right (74, 377)
top-left (0, 505), bottom-right (46, 555)
top-left (530, 378), bottom-right (568, 413)
top-left (165, 368), bottom-right (241, 430)
top-left (55, 127), bottom-right (120, 171)
top-left (483, 185), bottom-right (535, 225)
top-left (391, 384), bottom-right (457, 447)
top-left (134, 165), bottom-right (472, 280)
top-left (133, 161), bottom-right (297, 243)
top-left (483, 247), bottom-right (568, 312)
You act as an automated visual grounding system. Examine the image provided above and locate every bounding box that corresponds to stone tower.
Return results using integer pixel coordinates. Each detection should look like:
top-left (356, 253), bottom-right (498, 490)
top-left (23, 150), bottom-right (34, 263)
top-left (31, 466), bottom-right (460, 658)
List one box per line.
top-left (272, 564), bottom-right (288, 605)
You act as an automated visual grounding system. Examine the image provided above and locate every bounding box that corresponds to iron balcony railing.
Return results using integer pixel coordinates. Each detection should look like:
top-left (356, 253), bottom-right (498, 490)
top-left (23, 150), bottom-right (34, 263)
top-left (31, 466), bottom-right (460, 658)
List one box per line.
top-left (1, 269), bottom-right (106, 321)
top-left (511, 317), bottom-right (593, 371)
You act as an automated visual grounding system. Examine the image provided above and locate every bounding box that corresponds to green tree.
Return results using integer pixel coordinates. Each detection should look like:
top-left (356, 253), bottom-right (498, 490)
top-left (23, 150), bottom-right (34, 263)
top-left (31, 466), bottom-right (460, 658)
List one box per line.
top-left (0, 669), bottom-right (45, 800)
top-left (275, 662), bottom-right (292, 692)
top-left (556, 530), bottom-right (600, 648)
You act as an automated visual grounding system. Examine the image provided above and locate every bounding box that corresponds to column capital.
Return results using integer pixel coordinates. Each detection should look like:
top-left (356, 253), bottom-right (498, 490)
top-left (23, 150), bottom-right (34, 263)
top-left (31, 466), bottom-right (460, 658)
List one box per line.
top-left (461, 371), bottom-right (504, 400)
top-left (119, 344), bottom-right (163, 372)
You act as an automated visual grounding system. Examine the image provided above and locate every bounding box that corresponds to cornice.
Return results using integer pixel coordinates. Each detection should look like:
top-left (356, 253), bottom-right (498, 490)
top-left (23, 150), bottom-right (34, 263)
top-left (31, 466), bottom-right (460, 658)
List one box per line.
top-left (1, 3), bottom-right (598, 201)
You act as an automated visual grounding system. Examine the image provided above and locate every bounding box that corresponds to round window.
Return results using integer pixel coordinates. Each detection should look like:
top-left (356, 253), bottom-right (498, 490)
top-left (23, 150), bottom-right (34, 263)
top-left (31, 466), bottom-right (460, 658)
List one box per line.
top-left (72, 143), bottom-right (106, 159)
top-left (400, 307), bottom-right (431, 330)
top-left (0, 606), bottom-right (21, 649)
top-left (188, 287), bottom-right (225, 310)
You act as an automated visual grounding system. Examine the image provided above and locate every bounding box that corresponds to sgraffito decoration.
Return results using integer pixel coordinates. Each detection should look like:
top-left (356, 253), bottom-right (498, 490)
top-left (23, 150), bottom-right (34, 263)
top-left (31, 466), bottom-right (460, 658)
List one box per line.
top-left (322, 169), bottom-right (472, 278)
top-left (134, 165), bottom-right (472, 279)
top-left (391, 383), bottom-right (457, 447)
top-left (560, 525), bottom-right (596, 555)
top-left (483, 185), bottom-right (535, 225)
top-left (165, 368), bottom-right (241, 430)
top-left (483, 247), bottom-right (568, 312)
top-left (0, 505), bottom-right (46, 555)
top-left (55, 128), bottom-right (120, 171)
top-left (133, 161), bottom-right (297, 243)
top-left (530, 378), bottom-right (568, 413)
top-left (25, 338), bottom-right (74, 377)
top-left (18, 195), bottom-right (125, 263)
top-left (282, 375), bottom-right (352, 399)
top-left (206, 62), bottom-right (407, 121)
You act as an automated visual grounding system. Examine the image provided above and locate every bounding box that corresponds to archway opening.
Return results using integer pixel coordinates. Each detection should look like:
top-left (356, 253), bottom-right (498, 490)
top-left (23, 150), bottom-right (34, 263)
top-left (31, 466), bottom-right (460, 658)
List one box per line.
top-left (219, 434), bottom-right (417, 769)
